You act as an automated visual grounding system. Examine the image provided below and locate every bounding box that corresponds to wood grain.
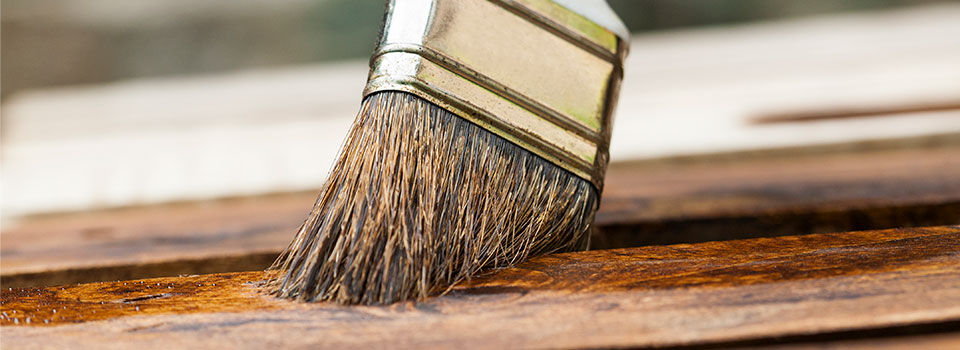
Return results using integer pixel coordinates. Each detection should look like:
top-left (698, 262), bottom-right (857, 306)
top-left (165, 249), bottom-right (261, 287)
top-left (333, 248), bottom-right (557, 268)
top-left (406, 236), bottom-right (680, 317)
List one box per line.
top-left (459, 225), bottom-right (960, 293)
top-left (0, 193), bottom-right (309, 287)
top-left (0, 272), bottom-right (276, 326)
top-left (756, 332), bottom-right (960, 350)
top-left (595, 142), bottom-right (960, 247)
top-left (2, 226), bottom-right (959, 349)
top-left (3, 142), bottom-right (958, 287)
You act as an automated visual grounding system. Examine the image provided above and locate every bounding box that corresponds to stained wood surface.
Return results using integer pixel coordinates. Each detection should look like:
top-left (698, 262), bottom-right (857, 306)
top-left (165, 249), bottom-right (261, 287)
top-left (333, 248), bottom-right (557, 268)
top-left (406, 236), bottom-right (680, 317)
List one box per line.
top-left (2, 226), bottom-right (959, 349)
top-left (753, 332), bottom-right (960, 350)
top-left (595, 140), bottom-right (960, 247)
top-left (1, 194), bottom-right (303, 287)
top-left (3, 141), bottom-right (959, 288)
top-left (756, 331), bottom-right (960, 350)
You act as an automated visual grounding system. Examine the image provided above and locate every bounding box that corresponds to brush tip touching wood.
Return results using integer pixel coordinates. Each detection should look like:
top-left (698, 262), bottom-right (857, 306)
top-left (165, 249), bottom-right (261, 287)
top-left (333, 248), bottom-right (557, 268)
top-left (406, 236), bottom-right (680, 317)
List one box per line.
top-left (268, 91), bottom-right (598, 304)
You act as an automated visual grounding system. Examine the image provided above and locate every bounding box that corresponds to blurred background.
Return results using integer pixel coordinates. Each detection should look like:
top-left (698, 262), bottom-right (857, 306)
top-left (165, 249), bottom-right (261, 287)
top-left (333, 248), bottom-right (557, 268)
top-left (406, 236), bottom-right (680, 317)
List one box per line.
top-left (2, 0), bottom-right (959, 286)
top-left (1, 0), bottom-right (953, 95)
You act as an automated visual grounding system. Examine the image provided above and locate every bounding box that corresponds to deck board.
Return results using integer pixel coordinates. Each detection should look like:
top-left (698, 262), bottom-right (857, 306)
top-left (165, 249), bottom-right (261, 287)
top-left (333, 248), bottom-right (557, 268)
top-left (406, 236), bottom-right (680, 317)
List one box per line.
top-left (2, 226), bottom-right (959, 349)
top-left (3, 142), bottom-right (959, 287)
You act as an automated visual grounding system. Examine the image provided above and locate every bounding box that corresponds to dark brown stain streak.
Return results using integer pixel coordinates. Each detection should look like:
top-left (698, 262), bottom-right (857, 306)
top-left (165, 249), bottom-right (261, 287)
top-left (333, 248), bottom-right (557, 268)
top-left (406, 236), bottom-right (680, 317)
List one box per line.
top-left (751, 100), bottom-right (960, 124)
top-left (456, 226), bottom-right (960, 293)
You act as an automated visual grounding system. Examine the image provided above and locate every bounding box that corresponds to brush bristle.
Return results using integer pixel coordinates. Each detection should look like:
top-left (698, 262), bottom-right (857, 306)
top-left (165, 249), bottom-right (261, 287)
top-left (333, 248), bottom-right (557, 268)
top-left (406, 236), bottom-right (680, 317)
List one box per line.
top-left (269, 91), bottom-right (598, 304)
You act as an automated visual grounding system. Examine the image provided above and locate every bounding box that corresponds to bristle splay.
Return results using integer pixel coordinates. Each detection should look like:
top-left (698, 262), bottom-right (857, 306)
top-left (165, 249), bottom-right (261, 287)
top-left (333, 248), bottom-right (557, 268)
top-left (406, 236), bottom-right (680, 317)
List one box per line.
top-left (269, 91), bottom-right (598, 304)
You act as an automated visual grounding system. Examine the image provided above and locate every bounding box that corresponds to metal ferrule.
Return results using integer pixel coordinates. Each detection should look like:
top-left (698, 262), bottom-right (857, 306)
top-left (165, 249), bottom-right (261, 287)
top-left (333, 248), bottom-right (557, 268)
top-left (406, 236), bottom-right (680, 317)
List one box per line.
top-left (364, 0), bottom-right (629, 191)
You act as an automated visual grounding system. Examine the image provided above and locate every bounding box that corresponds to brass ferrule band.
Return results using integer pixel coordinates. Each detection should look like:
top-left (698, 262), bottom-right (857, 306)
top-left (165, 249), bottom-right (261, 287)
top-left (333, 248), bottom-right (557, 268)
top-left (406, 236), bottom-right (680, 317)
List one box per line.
top-left (363, 0), bottom-right (628, 191)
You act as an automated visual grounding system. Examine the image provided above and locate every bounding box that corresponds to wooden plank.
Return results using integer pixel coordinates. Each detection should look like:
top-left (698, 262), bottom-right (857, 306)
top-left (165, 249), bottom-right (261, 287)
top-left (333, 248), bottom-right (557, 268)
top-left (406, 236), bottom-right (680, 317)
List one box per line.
top-left (748, 332), bottom-right (960, 350)
top-left (2, 226), bottom-right (958, 349)
top-left (595, 139), bottom-right (960, 247)
top-left (0, 193), bottom-right (309, 288)
top-left (3, 140), bottom-right (959, 287)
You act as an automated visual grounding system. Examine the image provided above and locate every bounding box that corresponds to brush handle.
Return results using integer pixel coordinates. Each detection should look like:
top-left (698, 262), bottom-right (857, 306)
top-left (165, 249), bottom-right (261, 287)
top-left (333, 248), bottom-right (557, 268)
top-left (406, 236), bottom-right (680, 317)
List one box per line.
top-left (553, 0), bottom-right (629, 40)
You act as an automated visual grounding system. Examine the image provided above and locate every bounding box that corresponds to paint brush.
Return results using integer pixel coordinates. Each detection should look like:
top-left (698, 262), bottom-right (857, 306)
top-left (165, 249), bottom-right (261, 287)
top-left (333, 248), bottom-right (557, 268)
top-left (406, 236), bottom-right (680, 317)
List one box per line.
top-left (270, 0), bottom-right (629, 304)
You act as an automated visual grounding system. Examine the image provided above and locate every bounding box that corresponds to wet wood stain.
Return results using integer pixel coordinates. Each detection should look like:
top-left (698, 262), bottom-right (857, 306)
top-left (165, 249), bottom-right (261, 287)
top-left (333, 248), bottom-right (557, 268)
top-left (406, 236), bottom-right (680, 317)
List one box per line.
top-left (2, 226), bottom-right (958, 327)
top-left (0, 272), bottom-right (280, 326)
